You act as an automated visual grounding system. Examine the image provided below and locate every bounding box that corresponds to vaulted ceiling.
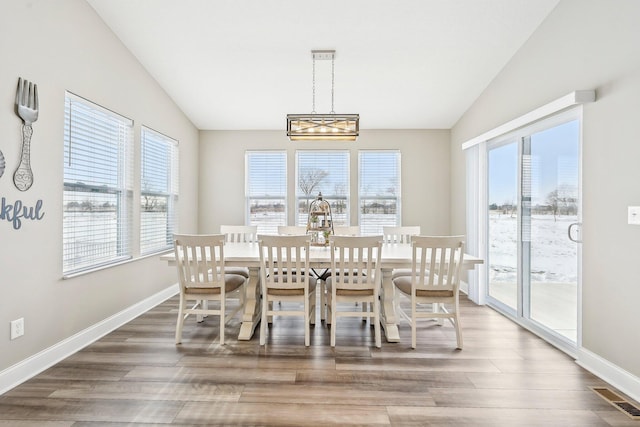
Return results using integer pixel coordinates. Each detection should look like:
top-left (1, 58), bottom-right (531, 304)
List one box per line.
top-left (87, 0), bottom-right (559, 130)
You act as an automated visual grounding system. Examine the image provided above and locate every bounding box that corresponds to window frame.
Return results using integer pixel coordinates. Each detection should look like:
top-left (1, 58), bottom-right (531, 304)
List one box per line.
top-left (63, 92), bottom-right (133, 276)
top-left (139, 126), bottom-right (179, 255)
top-left (245, 150), bottom-right (287, 234)
top-left (358, 150), bottom-right (401, 235)
top-left (295, 150), bottom-right (350, 227)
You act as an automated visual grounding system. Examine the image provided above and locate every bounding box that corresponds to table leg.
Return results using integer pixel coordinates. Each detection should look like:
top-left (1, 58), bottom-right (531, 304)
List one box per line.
top-left (380, 268), bottom-right (400, 342)
top-left (238, 266), bottom-right (261, 340)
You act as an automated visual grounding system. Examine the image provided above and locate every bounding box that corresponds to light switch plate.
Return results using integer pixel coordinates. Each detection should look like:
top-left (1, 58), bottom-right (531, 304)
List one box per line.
top-left (629, 206), bottom-right (640, 225)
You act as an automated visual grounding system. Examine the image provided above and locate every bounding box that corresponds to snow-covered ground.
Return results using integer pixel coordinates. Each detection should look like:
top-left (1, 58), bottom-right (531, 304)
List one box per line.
top-left (488, 212), bottom-right (578, 341)
top-left (489, 212), bottom-right (578, 283)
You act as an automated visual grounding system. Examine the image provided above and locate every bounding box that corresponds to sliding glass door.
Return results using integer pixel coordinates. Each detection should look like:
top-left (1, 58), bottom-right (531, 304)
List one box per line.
top-left (486, 109), bottom-right (581, 349)
top-left (526, 120), bottom-right (579, 342)
top-left (487, 141), bottom-right (519, 313)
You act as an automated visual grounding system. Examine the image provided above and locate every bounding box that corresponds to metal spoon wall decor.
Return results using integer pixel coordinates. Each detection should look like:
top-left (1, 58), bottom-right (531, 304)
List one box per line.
top-left (14, 77), bottom-right (38, 191)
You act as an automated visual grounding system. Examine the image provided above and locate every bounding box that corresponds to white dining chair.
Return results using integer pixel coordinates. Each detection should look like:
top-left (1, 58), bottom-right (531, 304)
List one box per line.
top-left (392, 235), bottom-right (465, 349)
top-left (173, 234), bottom-right (247, 345)
top-left (258, 234), bottom-right (316, 346)
top-left (326, 235), bottom-right (383, 348)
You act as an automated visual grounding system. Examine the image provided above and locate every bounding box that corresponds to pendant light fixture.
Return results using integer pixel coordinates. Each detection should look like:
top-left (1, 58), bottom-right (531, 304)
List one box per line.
top-left (286, 50), bottom-right (359, 141)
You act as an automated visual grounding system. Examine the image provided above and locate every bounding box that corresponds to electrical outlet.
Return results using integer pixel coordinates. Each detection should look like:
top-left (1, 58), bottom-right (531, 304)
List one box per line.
top-left (10, 318), bottom-right (24, 340)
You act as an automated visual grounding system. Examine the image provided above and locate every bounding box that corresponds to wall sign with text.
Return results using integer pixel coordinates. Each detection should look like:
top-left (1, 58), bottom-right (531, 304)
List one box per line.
top-left (0, 197), bottom-right (45, 230)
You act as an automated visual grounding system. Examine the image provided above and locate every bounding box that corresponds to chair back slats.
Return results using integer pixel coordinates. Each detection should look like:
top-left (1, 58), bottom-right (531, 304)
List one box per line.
top-left (382, 226), bottom-right (421, 244)
top-left (333, 226), bottom-right (360, 236)
top-left (411, 236), bottom-right (464, 292)
top-left (174, 234), bottom-right (226, 291)
top-left (330, 235), bottom-right (382, 290)
top-left (259, 234), bottom-right (310, 290)
top-left (220, 225), bottom-right (258, 243)
top-left (277, 225), bottom-right (307, 235)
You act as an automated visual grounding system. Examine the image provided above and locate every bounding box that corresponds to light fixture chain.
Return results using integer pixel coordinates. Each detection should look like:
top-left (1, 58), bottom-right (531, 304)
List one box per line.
top-left (311, 54), bottom-right (316, 114)
top-left (331, 55), bottom-right (335, 114)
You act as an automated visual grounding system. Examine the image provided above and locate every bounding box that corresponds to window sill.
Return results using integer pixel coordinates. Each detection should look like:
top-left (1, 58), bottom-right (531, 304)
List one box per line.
top-left (62, 249), bottom-right (173, 279)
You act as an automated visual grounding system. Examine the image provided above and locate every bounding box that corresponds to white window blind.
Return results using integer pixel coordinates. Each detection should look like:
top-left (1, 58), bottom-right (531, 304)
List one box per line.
top-left (140, 127), bottom-right (179, 255)
top-left (246, 151), bottom-right (287, 234)
top-left (63, 93), bottom-right (133, 275)
top-left (359, 150), bottom-right (401, 235)
top-left (296, 151), bottom-right (349, 226)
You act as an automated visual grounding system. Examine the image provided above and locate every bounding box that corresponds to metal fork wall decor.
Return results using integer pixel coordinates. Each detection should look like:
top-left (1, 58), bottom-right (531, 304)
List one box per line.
top-left (14, 77), bottom-right (39, 191)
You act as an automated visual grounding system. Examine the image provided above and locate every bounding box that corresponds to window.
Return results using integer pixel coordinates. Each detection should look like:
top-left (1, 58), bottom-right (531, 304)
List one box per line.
top-left (359, 151), bottom-right (401, 235)
top-left (63, 93), bottom-right (133, 275)
top-left (246, 151), bottom-right (287, 234)
top-left (296, 151), bottom-right (350, 226)
top-left (140, 127), bottom-right (179, 255)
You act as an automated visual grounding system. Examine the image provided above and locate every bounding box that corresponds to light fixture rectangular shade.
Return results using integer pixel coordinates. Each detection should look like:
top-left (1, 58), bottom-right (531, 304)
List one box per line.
top-left (286, 114), bottom-right (359, 141)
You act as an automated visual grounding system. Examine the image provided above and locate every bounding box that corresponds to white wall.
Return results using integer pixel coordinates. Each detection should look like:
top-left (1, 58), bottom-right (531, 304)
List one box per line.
top-left (0, 0), bottom-right (198, 373)
top-left (199, 129), bottom-right (451, 235)
top-left (451, 0), bottom-right (640, 379)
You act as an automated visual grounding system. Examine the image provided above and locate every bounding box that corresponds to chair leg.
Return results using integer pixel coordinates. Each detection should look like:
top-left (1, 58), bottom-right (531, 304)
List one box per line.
top-left (309, 291), bottom-right (316, 326)
top-left (411, 298), bottom-right (417, 349)
top-left (454, 300), bottom-right (463, 350)
top-left (175, 294), bottom-right (186, 344)
top-left (434, 302), bottom-right (443, 326)
top-left (320, 280), bottom-right (326, 321)
top-left (330, 300), bottom-right (337, 347)
top-left (374, 298), bottom-right (381, 348)
top-left (196, 299), bottom-right (204, 323)
top-left (304, 297), bottom-right (310, 347)
top-left (219, 297), bottom-right (225, 345)
top-left (260, 297), bottom-right (268, 346)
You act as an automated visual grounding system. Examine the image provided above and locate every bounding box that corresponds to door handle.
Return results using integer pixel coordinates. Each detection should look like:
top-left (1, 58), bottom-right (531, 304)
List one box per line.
top-left (568, 222), bottom-right (582, 243)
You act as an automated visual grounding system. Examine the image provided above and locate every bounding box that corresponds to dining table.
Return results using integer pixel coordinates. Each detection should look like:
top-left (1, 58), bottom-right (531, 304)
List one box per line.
top-left (160, 241), bottom-right (483, 342)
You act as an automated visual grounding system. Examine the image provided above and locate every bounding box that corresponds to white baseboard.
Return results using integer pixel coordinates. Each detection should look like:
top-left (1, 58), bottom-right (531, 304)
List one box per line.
top-left (577, 347), bottom-right (640, 403)
top-left (0, 284), bottom-right (179, 395)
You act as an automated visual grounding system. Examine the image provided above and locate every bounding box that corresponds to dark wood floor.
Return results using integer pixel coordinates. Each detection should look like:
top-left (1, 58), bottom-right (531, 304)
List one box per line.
top-left (1, 294), bottom-right (637, 426)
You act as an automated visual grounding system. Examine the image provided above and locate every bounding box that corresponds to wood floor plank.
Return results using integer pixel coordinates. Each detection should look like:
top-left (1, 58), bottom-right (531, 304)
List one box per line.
top-left (387, 406), bottom-right (612, 426)
top-left (490, 357), bottom-right (588, 374)
top-left (48, 380), bottom-right (242, 402)
top-left (466, 371), bottom-right (610, 391)
top-left (295, 369), bottom-right (475, 389)
top-left (177, 354), bottom-right (336, 370)
top-left (29, 365), bottom-right (130, 382)
top-left (62, 351), bottom-right (184, 366)
top-left (124, 365), bottom-right (297, 384)
top-left (429, 388), bottom-right (616, 410)
top-left (240, 382), bottom-right (436, 406)
top-left (0, 397), bottom-right (182, 424)
top-left (0, 422), bottom-right (73, 427)
top-left (174, 401), bottom-right (391, 426)
top-left (336, 356), bottom-right (501, 373)
top-left (372, 346), bottom-right (525, 360)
